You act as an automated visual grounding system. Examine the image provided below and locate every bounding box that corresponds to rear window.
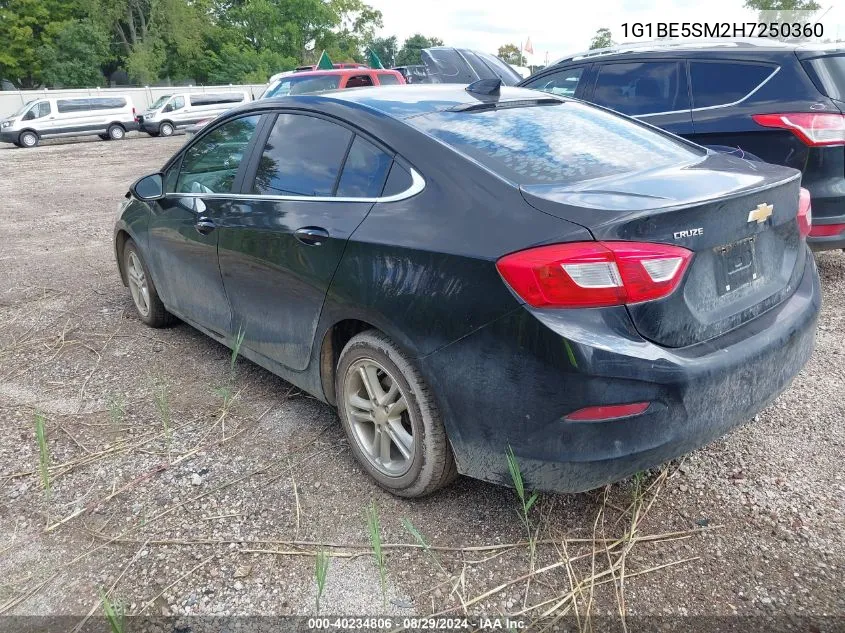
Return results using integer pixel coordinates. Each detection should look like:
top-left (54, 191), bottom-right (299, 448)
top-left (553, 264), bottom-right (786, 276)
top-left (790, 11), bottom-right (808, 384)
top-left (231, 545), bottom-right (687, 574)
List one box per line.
top-left (377, 73), bottom-right (401, 86)
top-left (803, 55), bottom-right (845, 101)
top-left (266, 75), bottom-right (342, 97)
top-left (411, 102), bottom-right (703, 185)
top-left (189, 93), bottom-right (245, 106)
top-left (690, 61), bottom-right (774, 108)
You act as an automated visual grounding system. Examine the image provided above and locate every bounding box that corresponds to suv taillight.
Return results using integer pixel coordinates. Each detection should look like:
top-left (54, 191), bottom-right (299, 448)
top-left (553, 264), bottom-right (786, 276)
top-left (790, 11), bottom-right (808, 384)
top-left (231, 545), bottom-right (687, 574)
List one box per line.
top-left (496, 241), bottom-right (693, 308)
top-left (752, 113), bottom-right (845, 146)
top-left (797, 187), bottom-right (812, 239)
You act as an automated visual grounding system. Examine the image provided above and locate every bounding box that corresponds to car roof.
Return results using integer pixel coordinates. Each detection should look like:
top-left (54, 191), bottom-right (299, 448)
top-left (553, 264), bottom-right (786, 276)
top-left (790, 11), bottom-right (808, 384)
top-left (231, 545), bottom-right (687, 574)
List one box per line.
top-left (548, 38), bottom-right (799, 66)
top-left (267, 84), bottom-right (553, 119)
top-left (285, 68), bottom-right (400, 78)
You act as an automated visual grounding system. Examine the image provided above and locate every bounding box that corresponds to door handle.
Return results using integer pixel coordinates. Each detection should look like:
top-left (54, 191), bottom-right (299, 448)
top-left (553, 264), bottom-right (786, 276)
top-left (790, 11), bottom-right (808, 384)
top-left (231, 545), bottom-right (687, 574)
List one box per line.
top-left (195, 217), bottom-right (216, 235)
top-left (294, 227), bottom-right (329, 246)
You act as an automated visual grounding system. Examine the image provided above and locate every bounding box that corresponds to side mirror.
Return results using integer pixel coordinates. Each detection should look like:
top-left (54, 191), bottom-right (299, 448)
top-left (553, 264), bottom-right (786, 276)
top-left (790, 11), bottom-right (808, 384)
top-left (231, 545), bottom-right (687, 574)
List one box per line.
top-left (131, 173), bottom-right (164, 201)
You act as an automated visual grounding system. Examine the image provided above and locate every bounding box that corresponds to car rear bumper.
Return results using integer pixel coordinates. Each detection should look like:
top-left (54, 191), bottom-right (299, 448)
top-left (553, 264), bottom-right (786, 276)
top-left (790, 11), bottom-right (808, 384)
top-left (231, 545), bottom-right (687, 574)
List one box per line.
top-left (420, 248), bottom-right (821, 493)
top-left (808, 219), bottom-right (845, 251)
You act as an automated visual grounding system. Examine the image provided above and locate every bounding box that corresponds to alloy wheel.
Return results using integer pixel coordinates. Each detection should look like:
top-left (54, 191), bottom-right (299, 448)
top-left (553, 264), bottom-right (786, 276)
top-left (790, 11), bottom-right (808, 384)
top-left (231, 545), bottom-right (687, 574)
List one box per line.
top-left (126, 251), bottom-right (151, 317)
top-left (343, 358), bottom-right (414, 477)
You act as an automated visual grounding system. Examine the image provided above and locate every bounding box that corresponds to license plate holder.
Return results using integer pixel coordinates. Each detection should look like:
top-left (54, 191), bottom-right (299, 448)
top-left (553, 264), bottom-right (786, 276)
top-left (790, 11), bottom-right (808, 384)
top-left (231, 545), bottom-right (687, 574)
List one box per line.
top-left (715, 237), bottom-right (757, 296)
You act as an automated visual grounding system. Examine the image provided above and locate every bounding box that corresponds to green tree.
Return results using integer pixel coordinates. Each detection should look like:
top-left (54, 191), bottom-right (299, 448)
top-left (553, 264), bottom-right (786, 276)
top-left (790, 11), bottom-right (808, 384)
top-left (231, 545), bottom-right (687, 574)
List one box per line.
top-left (0, 0), bottom-right (80, 88)
top-left (589, 27), bottom-right (614, 50)
top-left (369, 35), bottom-right (398, 67)
top-left (395, 34), bottom-right (443, 66)
top-left (743, 0), bottom-right (820, 10)
top-left (39, 20), bottom-right (110, 87)
top-left (497, 44), bottom-right (526, 66)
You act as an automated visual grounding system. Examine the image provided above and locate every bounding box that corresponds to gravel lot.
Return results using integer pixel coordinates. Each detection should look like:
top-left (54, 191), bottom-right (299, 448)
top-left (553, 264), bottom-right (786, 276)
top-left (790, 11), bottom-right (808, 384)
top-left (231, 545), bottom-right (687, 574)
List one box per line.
top-left (0, 135), bottom-right (843, 627)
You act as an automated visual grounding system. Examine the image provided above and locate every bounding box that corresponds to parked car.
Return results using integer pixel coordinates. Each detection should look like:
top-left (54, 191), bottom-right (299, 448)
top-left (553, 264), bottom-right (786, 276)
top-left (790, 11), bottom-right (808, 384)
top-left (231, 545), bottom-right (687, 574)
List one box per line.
top-left (185, 117), bottom-right (215, 140)
top-left (419, 47), bottom-right (522, 85)
top-left (0, 96), bottom-right (138, 148)
top-left (520, 40), bottom-right (845, 251)
top-left (114, 84), bottom-right (820, 497)
top-left (392, 65), bottom-right (428, 84)
top-left (138, 91), bottom-right (251, 137)
top-left (262, 69), bottom-right (405, 98)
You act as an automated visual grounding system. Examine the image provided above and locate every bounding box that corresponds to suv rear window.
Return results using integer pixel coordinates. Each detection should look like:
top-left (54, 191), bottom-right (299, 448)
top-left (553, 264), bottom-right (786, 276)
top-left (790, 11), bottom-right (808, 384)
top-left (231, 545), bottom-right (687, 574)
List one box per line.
top-left (803, 55), bottom-right (845, 101)
top-left (690, 61), bottom-right (774, 108)
top-left (411, 102), bottom-right (703, 185)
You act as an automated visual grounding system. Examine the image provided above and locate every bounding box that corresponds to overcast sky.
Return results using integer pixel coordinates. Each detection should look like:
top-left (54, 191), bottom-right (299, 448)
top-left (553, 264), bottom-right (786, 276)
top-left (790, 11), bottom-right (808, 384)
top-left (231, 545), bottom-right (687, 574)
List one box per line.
top-left (367, 0), bottom-right (845, 64)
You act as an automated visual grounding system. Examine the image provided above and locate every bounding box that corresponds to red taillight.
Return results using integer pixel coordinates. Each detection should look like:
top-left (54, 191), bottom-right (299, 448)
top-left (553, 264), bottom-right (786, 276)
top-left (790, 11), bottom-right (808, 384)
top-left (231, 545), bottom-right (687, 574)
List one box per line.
top-left (752, 113), bottom-right (845, 146)
top-left (564, 402), bottom-right (650, 422)
top-left (132, 106), bottom-right (137, 122)
top-left (809, 222), bottom-right (845, 237)
top-left (496, 241), bottom-right (692, 308)
top-left (797, 187), bottom-right (812, 239)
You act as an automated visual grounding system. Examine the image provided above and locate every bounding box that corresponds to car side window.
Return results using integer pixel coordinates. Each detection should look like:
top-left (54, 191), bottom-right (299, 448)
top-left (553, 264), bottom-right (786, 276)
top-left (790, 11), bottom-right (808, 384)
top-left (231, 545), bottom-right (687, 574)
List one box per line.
top-left (523, 67), bottom-right (584, 97)
top-left (176, 115), bottom-right (261, 194)
top-left (346, 74), bottom-right (374, 88)
top-left (592, 62), bottom-right (689, 116)
top-left (336, 136), bottom-right (393, 197)
top-left (23, 102), bottom-right (51, 120)
top-left (690, 61), bottom-right (774, 108)
top-left (252, 113), bottom-right (352, 196)
top-left (381, 162), bottom-right (413, 197)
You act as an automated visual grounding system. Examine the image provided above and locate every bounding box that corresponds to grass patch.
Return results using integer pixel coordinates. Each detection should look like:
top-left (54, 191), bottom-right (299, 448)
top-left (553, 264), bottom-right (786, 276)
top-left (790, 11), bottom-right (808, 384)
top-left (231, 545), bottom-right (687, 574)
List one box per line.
top-left (34, 411), bottom-right (50, 500)
top-left (506, 446), bottom-right (539, 565)
top-left (99, 588), bottom-right (125, 633)
top-left (153, 381), bottom-right (172, 463)
top-left (366, 500), bottom-right (387, 607)
top-left (315, 546), bottom-right (330, 613)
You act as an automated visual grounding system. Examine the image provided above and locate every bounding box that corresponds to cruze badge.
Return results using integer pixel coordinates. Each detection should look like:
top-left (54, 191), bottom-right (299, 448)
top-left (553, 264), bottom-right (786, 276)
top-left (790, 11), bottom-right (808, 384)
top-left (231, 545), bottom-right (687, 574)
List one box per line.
top-left (674, 227), bottom-right (703, 239)
top-left (748, 203), bottom-right (773, 224)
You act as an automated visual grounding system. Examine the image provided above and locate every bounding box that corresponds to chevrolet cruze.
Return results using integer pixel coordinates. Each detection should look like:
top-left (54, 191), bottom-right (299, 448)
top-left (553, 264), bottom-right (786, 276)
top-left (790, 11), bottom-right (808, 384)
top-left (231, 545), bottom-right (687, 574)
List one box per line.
top-left (114, 84), bottom-right (820, 497)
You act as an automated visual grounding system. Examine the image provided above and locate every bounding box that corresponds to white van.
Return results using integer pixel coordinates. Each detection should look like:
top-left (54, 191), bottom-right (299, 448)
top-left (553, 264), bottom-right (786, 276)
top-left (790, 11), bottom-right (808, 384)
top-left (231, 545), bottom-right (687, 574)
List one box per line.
top-left (0, 96), bottom-right (138, 148)
top-left (138, 91), bottom-right (251, 137)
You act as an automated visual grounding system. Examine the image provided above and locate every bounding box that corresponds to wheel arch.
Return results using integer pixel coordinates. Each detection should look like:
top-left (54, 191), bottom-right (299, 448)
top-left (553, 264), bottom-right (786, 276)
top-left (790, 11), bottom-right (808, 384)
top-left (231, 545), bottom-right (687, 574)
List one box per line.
top-left (18, 128), bottom-right (39, 142)
top-left (318, 318), bottom-right (378, 406)
top-left (114, 229), bottom-right (133, 286)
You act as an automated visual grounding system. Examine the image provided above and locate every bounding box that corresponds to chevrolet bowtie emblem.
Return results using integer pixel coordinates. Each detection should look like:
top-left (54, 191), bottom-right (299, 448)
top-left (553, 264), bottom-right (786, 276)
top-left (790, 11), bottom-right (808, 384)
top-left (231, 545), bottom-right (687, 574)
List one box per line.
top-left (748, 203), bottom-right (773, 224)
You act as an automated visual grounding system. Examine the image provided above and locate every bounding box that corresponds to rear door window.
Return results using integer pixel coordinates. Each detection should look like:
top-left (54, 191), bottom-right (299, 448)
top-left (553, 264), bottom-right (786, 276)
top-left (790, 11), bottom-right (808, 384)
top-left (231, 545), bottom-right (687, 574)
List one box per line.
top-left (690, 61), bottom-right (775, 108)
top-left (523, 66), bottom-right (585, 97)
top-left (251, 113), bottom-right (352, 196)
top-left (336, 136), bottom-right (393, 197)
top-left (57, 99), bottom-right (91, 113)
top-left (592, 61), bottom-right (689, 115)
top-left (803, 54), bottom-right (845, 101)
top-left (176, 115), bottom-right (261, 193)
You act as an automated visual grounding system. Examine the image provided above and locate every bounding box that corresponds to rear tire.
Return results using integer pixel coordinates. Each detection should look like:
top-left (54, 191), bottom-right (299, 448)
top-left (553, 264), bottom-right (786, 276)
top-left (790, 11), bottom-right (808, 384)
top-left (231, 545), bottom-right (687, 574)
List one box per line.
top-left (123, 239), bottom-right (176, 328)
top-left (107, 124), bottom-right (125, 140)
top-left (336, 330), bottom-right (458, 497)
top-left (19, 131), bottom-right (38, 148)
top-left (159, 122), bottom-right (174, 137)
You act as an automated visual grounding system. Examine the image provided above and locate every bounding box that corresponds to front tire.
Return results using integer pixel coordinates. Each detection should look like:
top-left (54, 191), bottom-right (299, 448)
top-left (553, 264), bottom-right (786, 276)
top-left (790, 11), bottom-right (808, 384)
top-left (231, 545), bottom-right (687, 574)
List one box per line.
top-left (107, 124), bottom-right (125, 140)
top-left (336, 330), bottom-right (457, 497)
top-left (159, 122), bottom-right (174, 137)
top-left (123, 239), bottom-right (175, 328)
top-left (19, 131), bottom-right (38, 148)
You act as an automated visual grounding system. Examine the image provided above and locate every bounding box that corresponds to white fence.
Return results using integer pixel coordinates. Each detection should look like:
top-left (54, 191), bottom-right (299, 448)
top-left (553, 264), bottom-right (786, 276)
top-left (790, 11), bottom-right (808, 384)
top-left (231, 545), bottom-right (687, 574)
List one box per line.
top-left (0, 84), bottom-right (269, 118)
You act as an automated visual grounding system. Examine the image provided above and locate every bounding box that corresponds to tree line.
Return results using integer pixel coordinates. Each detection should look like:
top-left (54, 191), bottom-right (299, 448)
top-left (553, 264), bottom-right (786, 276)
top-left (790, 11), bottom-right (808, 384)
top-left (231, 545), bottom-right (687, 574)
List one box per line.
top-left (0, 0), bottom-right (445, 89)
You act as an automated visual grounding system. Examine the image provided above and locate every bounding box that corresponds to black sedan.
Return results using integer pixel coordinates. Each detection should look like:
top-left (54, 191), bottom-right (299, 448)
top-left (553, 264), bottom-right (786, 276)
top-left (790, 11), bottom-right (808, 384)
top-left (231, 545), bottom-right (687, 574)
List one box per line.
top-left (114, 84), bottom-right (821, 497)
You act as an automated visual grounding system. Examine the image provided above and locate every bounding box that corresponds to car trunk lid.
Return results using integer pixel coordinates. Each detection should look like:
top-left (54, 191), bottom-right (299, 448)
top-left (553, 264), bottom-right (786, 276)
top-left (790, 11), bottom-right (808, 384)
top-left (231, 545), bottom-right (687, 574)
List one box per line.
top-left (521, 153), bottom-right (805, 347)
